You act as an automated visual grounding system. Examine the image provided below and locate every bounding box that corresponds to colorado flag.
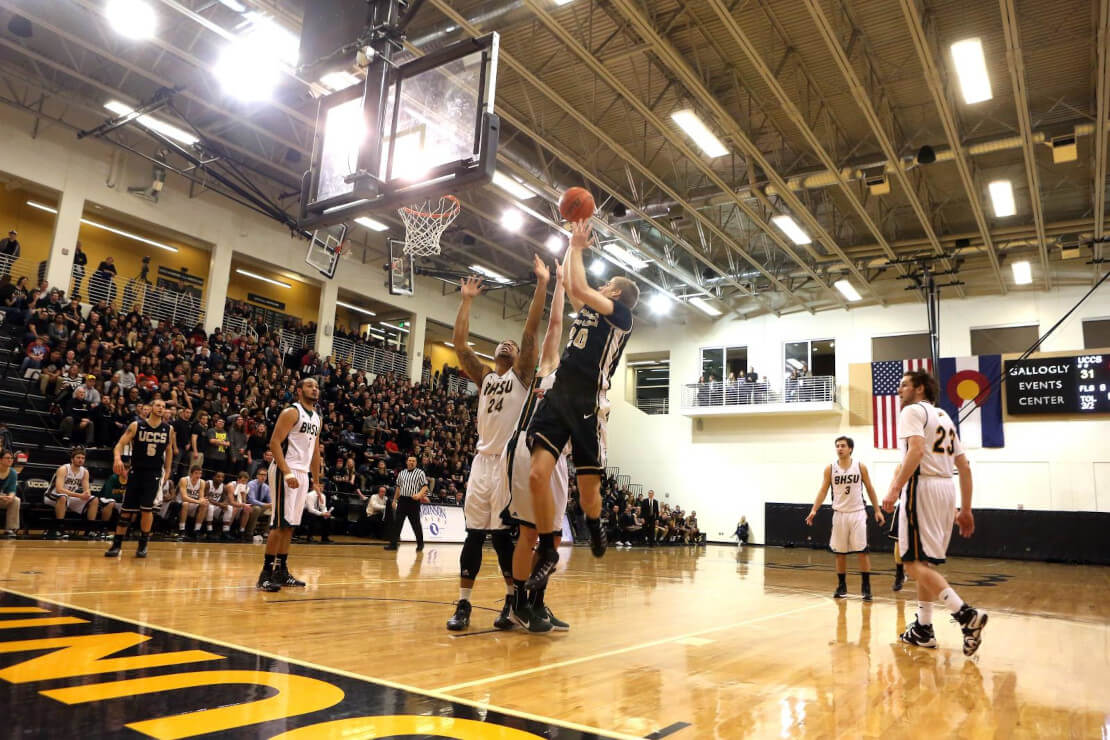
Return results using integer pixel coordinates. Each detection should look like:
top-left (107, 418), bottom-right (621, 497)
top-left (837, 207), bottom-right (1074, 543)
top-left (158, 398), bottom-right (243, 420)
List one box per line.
top-left (937, 355), bottom-right (1005, 448)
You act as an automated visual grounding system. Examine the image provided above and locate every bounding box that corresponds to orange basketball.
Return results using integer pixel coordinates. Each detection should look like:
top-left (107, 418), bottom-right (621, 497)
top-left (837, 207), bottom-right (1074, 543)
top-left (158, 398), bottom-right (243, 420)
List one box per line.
top-left (559, 187), bottom-right (595, 222)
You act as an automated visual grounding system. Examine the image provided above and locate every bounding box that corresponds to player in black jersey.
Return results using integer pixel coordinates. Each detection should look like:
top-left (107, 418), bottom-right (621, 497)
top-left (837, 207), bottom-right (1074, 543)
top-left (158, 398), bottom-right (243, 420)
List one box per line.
top-left (526, 220), bottom-right (639, 586)
top-left (106, 398), bottom-right (174, 558)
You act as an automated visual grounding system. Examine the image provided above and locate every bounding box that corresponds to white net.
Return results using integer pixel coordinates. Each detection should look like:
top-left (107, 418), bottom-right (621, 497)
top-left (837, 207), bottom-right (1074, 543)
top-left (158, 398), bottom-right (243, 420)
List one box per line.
top-left (398, 195), bottom-right (461, 257)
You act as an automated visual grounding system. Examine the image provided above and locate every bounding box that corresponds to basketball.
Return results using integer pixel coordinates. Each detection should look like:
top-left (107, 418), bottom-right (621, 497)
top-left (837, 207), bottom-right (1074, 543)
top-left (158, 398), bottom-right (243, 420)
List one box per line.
top-left (559, 186), bottom-right (595, 222)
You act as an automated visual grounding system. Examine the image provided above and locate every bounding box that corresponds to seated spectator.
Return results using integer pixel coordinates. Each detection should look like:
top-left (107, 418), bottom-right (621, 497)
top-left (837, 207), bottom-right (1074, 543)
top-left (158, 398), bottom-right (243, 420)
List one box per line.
top-left (684, 511), bottom-right (702, 545)
top-left (203, 471), bottom-right (236, 540)
top-left (0, 450), bottom-right (19, 537)
top-left (245, 466), bottom-right (272, 537)
top-left (172, 466), bottom-right (209, 541)
top-left (618, 503), bottom-right (644, 547)
top-left (227, 471), bottom-right (252, 539)
top-left (735, 516), bottom-right (749, 547)
top-left (302, 487), bottom-right (333, 543)
top-left (60, 386), bottom-right (95, 446)
top-left (43, 447), bottom-right (97, 540)
top-left (20, 336), bottom-right (48, 376)
top-left (362, 484), bottom-right (388, 538)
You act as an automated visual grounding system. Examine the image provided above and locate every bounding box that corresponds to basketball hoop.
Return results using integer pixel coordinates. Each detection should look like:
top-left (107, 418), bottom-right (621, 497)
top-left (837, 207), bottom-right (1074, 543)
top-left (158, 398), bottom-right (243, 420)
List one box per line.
top-left (398, 195), bottom-right (461, 257)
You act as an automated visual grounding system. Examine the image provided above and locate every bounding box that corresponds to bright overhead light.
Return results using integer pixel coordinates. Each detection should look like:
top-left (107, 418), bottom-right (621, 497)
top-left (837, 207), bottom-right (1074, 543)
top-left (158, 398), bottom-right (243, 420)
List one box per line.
top-left (988, 180), bottom-right (1016, 217)
top-left (470, 264), bottom-right (511, 284)
top-left (648, 292), bottom-right (674, 316)
top-left (27, 201), bottom-right (179, 253)
top-left (216, 0), bottom-right (247, 11)
top-left (1011, 260), bottom-right (1033, 285)
top-left (545, 234), bottom-right (564, 253)
top-left (628, 360), bottom-right (666, 366)
top-left (554, 0), bottom-right (576, 5)
top-left (688, 296), bottom-right (722, 316)
top-left (475, 351), bottom-right (495, 360)
top-left (771, 215), bottom-right (811, 245)
top-left (787, 358), bottom-right (804, 370)
top-left (492, 171), bottom-right (536, 200)
top-left (501, 207), bottom-right (524, 232)
top-left (319, 71), bottom-right (360, 91)
top-left (443, 341), bottom-right (474, 348)
top-left (589, 259), bottom-right (606, 276)
top-left (670, 109), bottom-right (728, 158)
top-left (336, 300), bottom-right (376, 317)
top-left (214, 14), bottom-right (296, 102)
top-left (241, 12), bottom-right (299, 67)
top-left (834, 279), bottom-right (862, 302)
top-left (106, 0), bottom-right (157, 40)
top-left (104, 101), bottom-right (198, 146)
top-left (380, 321), bottom-right (410, 333)
top-left (602, 242), bottom-right (648, 271)
top-left (236, 268), bottom-right (290, 288)
top-left (950, 38), bottom-right (992, 104)
top-left (354, 216), bottom-right (389, 232)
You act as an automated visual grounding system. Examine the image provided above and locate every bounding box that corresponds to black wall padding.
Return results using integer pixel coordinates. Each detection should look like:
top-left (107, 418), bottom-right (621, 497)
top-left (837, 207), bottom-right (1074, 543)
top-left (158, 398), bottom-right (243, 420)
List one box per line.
top-left (765, 503), bottom-right (1110, 566)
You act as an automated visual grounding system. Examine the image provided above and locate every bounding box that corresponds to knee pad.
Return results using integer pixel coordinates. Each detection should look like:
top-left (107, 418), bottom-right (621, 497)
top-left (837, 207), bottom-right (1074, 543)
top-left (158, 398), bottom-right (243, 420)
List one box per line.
top-left (460, 530), bottom-right (486, 579)
top-left (490, 529), bottom-right (515, 579)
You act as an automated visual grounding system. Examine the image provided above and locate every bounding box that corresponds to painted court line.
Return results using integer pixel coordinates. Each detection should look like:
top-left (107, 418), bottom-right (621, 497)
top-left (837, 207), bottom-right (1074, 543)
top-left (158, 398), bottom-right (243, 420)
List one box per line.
top-left (434, 599), bottom-right (828, 693)
top-left (30, 576), bottom-right (459, 597)
top-left (2, 587), bottom-right (642, 740)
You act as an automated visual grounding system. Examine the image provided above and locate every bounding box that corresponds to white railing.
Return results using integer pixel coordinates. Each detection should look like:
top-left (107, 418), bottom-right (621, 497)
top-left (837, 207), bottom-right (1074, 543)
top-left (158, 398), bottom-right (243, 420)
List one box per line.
top-left (682, 375), bottom-right (836, 408)
top-left (221, 315), bottom-right (255, 340)
top-left (277, 328), bottom-right (314, 355)
top-left (446, 374), bottom-right (478, 396)
top-left (635, 397), bottom-right (669, 415)
top-left (331, 334), bottom-right (409, 377)
top-left (0, 254), bottom-right (41, 284)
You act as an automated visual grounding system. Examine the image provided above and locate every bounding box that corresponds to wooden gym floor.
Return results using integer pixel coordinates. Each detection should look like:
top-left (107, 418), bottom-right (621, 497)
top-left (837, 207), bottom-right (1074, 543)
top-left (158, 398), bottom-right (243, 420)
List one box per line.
top-left (1, 538), bottom-right (1108, 738)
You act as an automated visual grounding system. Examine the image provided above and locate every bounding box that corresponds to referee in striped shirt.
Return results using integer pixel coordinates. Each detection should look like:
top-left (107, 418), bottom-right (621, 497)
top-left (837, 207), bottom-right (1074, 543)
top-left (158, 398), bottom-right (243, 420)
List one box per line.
top-left (385, 455), bottom-right (428, 551)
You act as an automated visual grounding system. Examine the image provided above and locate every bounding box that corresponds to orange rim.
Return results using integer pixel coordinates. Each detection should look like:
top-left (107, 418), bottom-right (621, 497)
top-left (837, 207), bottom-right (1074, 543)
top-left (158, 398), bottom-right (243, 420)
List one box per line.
top-left (400, 194), bottom-right (460, 219)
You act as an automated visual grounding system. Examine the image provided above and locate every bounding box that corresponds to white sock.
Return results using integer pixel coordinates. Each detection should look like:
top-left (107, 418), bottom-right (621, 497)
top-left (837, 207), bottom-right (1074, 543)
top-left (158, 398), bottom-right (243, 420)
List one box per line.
top-left (917, 601), bottom-right (933, 626)
top-left (223, 525), bottom-right (230, 532)
top-left (459, 587), bottom-right (472, 601)
top-left (194, 522), bottom-right (202, 531)
top-left (178, 523), bottom-right (185, 531)
top-left (505, 582), bottom-right (515, 596)
top-left (939, 587), bottom-right (964, 613)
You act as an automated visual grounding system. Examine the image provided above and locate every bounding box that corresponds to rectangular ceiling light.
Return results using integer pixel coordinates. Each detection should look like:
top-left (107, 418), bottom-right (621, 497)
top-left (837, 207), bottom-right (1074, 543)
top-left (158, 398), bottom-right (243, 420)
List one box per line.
top-left (950, 38), bottom-right (992, 104)
top-left (475, 350), bottom-right (495, 360)
top-left (354, 216), bottom-right (389, 232)
top-left (833, 279), bottom-right (862, 302)
top-left (688, 296), bottom-right (722, 316)
top-left (988, 180), bottom-right (1016, 217)
top-left (319, 71), bottom-right (360, 91)
top-left (29, 200), bottom-right (179, 253)
top-left (336, 300), bottom-right (376, 317)
top-left (1011, 260), bottom-right (1033, 285)
top-left (469, 264), bottom-right (511, 284)
top-left (602, 242), bottom-right (649, 271)
top-left (771, 215), bottom-right (811, 245)
top-left (235, 268), bottom-right (290, 288)
top-left (492, 171), bottom-right (536, 200)
top-left (671, 109), bottom-right (728, 158)
top-left (380, 321), bottom-right (410, 333)
top-left (104, 101), bottom-right (199, 146)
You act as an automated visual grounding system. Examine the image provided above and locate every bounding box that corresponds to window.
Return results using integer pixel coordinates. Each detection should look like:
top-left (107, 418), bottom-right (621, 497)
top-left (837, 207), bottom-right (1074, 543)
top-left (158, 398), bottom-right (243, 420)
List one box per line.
top-left (700, 346), bottom-right (748, 382)
top-left (872, 332), bottom-right (932, 362)
top-left (969, 324), bottom-right (1038, 355)
top-left (1083, 318), bottom-right (1110, 349)
top-left (631, 360), bottom-right (669, 414)
top-left (784, 339), bottom-right (835, 378)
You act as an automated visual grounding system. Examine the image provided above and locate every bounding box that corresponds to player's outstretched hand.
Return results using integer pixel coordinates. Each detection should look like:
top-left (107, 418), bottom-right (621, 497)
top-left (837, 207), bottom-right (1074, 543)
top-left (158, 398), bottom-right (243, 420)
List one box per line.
top-left (956, 508), bottom-right (974, 537)
top-left (554, 260), bottom-right (563, 284)
top-left (533, 254), bottom-right (550, 283)
top-left (460, 276), bottom-right (484, 299)
top-left (569, 220), bottom-right (591, 249)
top-left (804, 510), bottom-right (815, 526)
top-left (874, 509), bottom-right (886, 527)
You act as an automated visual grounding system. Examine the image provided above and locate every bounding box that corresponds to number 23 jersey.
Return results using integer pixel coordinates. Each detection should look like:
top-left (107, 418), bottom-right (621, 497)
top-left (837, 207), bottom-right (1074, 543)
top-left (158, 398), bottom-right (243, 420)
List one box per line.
top-left (898, 401), bottom-right (964, 477)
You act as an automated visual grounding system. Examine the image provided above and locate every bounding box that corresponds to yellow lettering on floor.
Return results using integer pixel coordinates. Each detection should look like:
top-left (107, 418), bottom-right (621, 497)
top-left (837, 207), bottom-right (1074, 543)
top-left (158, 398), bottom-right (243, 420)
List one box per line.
top-left (42, 670), bottom-right (346, 740)
top-left (0, 632), bottom-right (224, 683)
top-left (270, 716), bottom-right (543, 739)
top-left (0, 617), bottom-right (86, 630)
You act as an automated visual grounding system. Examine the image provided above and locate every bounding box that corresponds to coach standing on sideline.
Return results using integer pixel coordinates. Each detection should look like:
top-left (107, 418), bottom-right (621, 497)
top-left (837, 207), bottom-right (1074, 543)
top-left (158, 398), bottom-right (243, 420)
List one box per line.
top-left (385, 455), bottom-right (427, 551)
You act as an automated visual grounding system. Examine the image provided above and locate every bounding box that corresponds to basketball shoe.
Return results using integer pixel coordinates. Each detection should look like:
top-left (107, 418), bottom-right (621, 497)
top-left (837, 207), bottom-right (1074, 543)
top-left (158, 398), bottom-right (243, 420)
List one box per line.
top-left (256, 567), bottom-right (281, 593)
top-left (525, 547), bottom-right (559, 590)
top-left (275, 563), bottom-right (305, 587)
top-left (493, 596), bottom-right (514, 630)
top-left (446, 599), bottom-right (471, 631)
top-left (899, 618), bottom-right (937, 648)
top-left (510, 602), bottom-right (552, 633)
top-left (136, 536), bottom-right (149, 558)
top-left (952, 604), bottom-right (988, 656)
top-left (585, 517), bottom-right (607, 557)
top-left (542, 606), bottom-right (569, 631)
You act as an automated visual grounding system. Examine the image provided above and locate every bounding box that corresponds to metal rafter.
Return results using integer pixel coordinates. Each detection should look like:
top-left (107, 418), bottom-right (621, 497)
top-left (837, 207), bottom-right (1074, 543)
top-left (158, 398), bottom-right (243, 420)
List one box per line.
top-left (899, 0), bottom-right (1006, 292)
top-left (605, 0), bottom-right (875, 300)
top-left (518, 0), bottom-right (847, 309)
top-left (999, 0), bottom-right (1051, 288)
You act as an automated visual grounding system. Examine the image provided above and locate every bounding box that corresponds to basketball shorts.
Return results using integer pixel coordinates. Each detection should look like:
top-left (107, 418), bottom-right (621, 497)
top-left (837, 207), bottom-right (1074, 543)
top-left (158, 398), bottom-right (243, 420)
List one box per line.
top-left (526, 382), bottom-right (608, 475)
top-left (122, 469), bottom-right (163, 512)
top-left (205, 503), bottom-right (234, 524)
top-left (898, 474), bottom-right (957, 564)
top-left (46, 490), bottom-right (90, 514)
top-left (505, 431), bottom-right (568, 530)
top-left (829, 509), bottom-right (868, 554)
top-left (180, 500), bottom-right (204, 518)
top-left (464, 452), bottom-right (510, 531)
top-left (270, 464), bottom-right (308, 528)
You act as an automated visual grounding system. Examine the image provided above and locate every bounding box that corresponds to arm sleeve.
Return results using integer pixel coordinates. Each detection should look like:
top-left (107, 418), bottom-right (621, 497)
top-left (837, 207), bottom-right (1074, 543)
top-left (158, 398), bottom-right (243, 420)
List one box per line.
top-left (897, 404), bottom-right (927, 439)
top-left (605, 300), bottom-right (633, 330)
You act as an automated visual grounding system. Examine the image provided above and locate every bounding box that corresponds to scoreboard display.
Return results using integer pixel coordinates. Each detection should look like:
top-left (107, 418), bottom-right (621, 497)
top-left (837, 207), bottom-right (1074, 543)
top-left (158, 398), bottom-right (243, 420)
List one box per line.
top-left (1004, 354), bottom-right (1110, 414)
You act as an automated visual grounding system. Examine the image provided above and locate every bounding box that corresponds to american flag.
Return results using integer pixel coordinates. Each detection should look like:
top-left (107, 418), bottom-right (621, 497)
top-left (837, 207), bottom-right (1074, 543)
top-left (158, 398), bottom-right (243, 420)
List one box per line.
top-left (872, 358), bottom-right (933, 449)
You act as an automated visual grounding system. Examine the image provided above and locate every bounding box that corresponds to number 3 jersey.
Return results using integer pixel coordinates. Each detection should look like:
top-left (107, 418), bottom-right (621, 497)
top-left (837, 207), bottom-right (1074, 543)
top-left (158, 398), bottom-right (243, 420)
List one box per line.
top-left (898, 400), bottom-right (964, 477)
top-left (476, 367), bottom-right (529, 456)
top-left (555, 300), bottom-right (633, 397)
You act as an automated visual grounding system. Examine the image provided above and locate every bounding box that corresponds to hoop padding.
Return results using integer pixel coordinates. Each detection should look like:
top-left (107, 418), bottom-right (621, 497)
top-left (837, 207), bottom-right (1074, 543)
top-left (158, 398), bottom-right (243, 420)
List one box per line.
top-left (398, 195), bottom-right (461, 257)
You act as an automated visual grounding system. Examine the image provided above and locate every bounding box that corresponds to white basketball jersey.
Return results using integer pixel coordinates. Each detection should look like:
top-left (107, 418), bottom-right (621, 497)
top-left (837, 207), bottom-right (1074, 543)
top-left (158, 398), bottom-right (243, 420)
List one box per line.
top-left (284, 403), bottom-right (321, 472)
top-left (476, 368), bottom-right (528, 456)
top-left (181, 477), bottom-right (205, 501)
top-left (53, 464), bottom-right (86, 494)
top-left (830, 459), bottom-right (864, 512)
top-left (538, 372), bottom-right (571, 457)
top-left (898, 401), bottom-right (964, 477)
top-left (207, 480), bottom-right (226, 502)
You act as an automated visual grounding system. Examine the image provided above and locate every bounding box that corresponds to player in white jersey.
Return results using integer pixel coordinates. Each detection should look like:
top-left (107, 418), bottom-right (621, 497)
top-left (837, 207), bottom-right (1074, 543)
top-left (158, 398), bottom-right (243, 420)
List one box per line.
top-left (257, 377), bottom-right (323, 593)
top-left (173, 466), bottom-right (209, 541)
top-left (806, 436), bottom-right (884, 600)
top-left (43, 447), bottom-right (95, 539)
top-left (446, 255), bottom-right (550, 631)
top-left (204, 471), bottom-right (236, 540)
top-left (882, 369), bottom-right (988, 656)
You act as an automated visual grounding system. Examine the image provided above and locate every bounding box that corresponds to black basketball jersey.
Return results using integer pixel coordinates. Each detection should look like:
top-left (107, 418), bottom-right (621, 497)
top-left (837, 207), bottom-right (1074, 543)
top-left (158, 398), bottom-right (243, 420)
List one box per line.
top-left (132, 418), bottom-right (171, 470)
top-left (557, 301), bottom-right (633, 393)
